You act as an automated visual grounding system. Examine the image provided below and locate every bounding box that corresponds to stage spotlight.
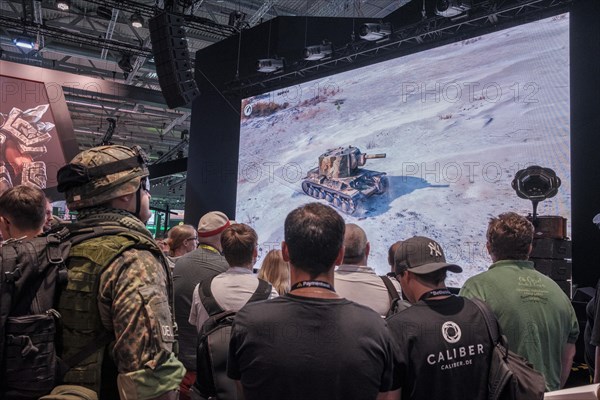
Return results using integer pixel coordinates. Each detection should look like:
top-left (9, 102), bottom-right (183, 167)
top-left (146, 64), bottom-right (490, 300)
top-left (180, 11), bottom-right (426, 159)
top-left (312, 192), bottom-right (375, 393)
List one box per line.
top-left (228, 11), bottom-right (246, 28)
top-left (435, 0), bottom-right (472, 17)
top-left (56, 0), bottom-right (70, 11)
top-left (118, 54), bottom-right (133, 73)
top-left (359, 23), bottom-right (392, 42)
top-left (130, 12), bottom-right (144, 28)
top-left (13, 31), bottom-right (35, 50)
top-left (303, 42), bottom-right (332, 61)
top-left (256, 58), bottom-right (284, 73)
top-left (512, 165), bottom-right (561, 220)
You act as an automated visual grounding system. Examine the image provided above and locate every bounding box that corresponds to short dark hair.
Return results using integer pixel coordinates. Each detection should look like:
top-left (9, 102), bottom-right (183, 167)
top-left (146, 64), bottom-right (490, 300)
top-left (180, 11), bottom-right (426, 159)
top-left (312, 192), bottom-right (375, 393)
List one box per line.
top-left (284, 202), bottom-right (345, 277)
top-left (221, 223), bottom-right (258, 267)
top-left (395, 264), bottom-right (447, 286)
top-left (0, 185), bottom-right (46, 232)
top-left (487, 212), bottom-right (534, 261)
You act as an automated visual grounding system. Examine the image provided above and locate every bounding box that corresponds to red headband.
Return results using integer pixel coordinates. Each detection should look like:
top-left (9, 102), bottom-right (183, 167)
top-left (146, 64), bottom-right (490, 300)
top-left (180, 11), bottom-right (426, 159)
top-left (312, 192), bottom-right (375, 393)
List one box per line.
top-left (197, 220), bottom-right (231, 237)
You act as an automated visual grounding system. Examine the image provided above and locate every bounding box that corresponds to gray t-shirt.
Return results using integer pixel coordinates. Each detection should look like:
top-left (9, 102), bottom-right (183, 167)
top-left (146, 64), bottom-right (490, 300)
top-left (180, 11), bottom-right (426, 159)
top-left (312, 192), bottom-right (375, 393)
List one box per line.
top-left (173, 245), bottom-right (228, 371)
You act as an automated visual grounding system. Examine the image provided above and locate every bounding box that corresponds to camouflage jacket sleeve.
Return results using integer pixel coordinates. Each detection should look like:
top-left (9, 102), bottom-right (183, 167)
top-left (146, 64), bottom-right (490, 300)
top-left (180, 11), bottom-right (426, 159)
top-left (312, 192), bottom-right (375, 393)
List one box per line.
top-left (98, 248), bottom-right (185, 400)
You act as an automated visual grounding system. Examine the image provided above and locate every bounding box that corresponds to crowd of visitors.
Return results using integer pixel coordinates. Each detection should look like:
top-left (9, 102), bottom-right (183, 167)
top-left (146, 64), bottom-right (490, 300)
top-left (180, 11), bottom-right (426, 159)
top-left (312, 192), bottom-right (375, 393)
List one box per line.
top-left (0, 144), bottom-right (590, 400)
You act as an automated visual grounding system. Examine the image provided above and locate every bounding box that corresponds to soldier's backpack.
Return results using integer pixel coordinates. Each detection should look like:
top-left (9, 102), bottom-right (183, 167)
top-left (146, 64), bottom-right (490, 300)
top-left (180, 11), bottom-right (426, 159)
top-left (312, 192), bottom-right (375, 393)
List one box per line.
top-left (192, 276), bottom-right (272, 400)
top-left (0, 224), bottom-right (130, 400)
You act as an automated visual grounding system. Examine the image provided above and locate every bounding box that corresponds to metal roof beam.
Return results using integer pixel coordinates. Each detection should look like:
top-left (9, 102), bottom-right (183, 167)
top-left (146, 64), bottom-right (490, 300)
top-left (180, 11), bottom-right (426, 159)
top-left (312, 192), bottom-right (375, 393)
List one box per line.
top-left (33, 0), bottom-right (45, 50)
top-left (100, 8), bottom-right (120, 60)
top-left (248, 0), bottom-right (278, 26)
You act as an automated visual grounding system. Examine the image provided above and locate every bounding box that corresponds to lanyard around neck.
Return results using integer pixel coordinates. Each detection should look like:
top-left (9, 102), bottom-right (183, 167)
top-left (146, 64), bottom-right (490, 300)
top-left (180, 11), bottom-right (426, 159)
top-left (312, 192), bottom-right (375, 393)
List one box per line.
top-left (419, 288), bottom-right (452, 301)
top-left (290, 280), bottom-right (335, 292)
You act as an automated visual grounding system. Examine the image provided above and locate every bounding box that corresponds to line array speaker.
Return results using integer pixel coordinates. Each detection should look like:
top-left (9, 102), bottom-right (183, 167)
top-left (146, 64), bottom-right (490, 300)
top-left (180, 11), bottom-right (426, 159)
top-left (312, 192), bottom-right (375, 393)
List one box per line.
top-left (149, 12), bottom-right (200, 109)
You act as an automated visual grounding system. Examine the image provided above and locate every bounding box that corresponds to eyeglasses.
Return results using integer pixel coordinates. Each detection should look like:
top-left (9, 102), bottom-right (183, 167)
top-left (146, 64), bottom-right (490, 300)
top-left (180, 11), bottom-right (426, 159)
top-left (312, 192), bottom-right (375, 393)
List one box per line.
top-left (185, 236), bottom-right (199, 243)
top-left (140, 176), bottom-right (150, 192)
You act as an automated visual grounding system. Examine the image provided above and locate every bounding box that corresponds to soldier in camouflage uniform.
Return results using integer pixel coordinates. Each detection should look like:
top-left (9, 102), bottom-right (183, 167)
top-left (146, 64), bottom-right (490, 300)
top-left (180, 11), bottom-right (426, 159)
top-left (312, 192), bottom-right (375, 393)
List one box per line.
top-left (55, 145), bottom-right (185, 399)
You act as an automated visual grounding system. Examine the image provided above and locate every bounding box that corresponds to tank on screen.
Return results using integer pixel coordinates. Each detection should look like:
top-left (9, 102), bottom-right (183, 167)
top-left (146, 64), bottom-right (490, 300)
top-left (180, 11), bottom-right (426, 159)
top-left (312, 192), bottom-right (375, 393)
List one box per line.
top-left (301, 146), bottom-right (388, 214)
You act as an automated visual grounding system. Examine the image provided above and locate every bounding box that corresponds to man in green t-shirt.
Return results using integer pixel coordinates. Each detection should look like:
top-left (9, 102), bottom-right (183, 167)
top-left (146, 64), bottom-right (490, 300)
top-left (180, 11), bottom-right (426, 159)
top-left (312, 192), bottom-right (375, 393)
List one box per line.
top-left (460, 212), bottom-right (579, 392)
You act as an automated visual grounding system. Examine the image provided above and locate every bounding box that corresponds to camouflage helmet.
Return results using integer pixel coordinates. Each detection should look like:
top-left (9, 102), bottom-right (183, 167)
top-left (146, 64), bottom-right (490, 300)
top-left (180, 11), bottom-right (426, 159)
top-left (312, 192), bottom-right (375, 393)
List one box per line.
top-left (57, 145), bottom-right (150, 210)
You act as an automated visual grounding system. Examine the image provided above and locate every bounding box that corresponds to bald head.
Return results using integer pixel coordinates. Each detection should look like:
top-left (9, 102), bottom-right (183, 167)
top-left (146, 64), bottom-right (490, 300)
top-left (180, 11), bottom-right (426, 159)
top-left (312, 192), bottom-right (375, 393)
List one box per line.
top-left (342, 223), bottom-right (369, 265)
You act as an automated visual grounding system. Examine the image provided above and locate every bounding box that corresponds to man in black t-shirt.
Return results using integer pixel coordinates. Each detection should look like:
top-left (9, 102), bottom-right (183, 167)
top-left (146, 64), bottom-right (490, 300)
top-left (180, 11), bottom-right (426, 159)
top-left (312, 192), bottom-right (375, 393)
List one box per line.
top-left (227, 203), bottom-right (396, 400)
top-left (387, 236), bottom-right (493, 400)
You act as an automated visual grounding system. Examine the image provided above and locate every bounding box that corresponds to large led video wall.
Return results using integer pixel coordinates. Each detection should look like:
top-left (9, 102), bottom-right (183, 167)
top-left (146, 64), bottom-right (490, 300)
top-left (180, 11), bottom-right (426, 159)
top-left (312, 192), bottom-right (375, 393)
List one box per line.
top-left (236, 14), bottom-right (570, 286)
top-left (0, 72), bottom-right (76, 197)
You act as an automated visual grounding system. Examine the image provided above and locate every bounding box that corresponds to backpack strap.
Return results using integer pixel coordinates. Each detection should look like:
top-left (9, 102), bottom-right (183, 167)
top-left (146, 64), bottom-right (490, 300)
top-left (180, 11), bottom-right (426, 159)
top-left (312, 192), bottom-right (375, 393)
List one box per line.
top-left (199, 276), bottom-right (224, 317)
top-left (199, 276), bottom-right (272, 317)
top-left (380, 275), bottom-right (400, 301)
top-left (469, 297), bottom-right (501, 343)
top-left (58, 330), bottom-right (115, 377)
top-left (247, 278), bottom-right (272, 304)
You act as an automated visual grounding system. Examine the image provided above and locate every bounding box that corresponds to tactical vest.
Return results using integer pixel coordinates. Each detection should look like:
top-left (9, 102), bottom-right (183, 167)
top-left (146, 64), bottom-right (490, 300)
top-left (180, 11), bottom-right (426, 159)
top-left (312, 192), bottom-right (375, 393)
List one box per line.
top-left (57, 228), bottom-right (173, 395)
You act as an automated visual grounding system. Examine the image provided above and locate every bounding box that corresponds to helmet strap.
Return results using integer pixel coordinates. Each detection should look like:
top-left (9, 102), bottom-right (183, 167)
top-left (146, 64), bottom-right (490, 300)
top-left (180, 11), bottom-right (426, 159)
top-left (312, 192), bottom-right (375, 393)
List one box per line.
top-left (134, 186), bottom-right (142, 219)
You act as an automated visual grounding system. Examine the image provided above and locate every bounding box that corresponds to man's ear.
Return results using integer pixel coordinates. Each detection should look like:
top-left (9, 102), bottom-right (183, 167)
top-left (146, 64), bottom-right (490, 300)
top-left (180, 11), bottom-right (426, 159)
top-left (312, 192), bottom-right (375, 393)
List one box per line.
top-left (334, 245), bottom-right (345, 266)
top-left (486, 241), bottom-right (494, 261)
top-left (281, 241), bottom-right (291, 262)
top-left (109, 193), bottom-right (132, 208)
top-left (365, 241), bottom-right (371, 258)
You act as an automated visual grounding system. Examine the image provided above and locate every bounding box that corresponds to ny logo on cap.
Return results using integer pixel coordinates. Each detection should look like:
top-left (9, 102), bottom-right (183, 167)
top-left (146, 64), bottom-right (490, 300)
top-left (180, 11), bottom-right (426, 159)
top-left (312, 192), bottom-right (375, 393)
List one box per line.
top-left (428, 242), bottom-right (442, 258)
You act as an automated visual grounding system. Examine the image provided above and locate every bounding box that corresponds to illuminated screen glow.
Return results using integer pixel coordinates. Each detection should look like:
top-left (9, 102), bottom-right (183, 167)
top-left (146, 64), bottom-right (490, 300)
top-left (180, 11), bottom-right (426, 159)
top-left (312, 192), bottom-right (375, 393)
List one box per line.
top-left (236, 14), bottom-right (570, 286)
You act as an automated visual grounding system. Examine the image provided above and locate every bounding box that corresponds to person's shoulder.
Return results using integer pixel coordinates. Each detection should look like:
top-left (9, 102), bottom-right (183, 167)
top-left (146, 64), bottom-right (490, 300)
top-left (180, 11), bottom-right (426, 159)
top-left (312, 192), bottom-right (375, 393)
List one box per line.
top-left (386, 301), bottom-right (423, 322)
top-left (175, 247), bottom-right (225, 267)
top-left (118, 247), bottom-right (163, 269)
top-left (462, 268), bottom-right (493, 287)
top-left (341, 300), bottom-right (390, 326)
top-left (234, 296), bottom-right (282, 320)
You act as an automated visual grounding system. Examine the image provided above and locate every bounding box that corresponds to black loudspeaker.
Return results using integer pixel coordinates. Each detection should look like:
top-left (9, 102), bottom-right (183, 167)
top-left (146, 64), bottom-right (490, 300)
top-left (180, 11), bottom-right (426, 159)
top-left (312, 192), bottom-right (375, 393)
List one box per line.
top-left (532, 259), bottom-right (572, 281)
top-left (149, 12), bottom-right (200, 109)
top-left (531, 238), bottom-right (572, 259)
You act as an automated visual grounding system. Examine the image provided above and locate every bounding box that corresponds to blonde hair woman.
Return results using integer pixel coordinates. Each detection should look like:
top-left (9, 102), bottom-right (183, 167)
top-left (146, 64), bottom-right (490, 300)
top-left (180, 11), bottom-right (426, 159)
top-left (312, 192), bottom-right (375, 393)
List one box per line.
top-left (258, 249), bottom-right (290, 295)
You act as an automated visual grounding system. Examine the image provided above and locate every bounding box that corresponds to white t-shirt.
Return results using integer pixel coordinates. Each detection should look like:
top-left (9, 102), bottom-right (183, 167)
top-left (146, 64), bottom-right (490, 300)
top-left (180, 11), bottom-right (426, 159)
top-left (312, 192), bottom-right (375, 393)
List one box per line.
top-left (189, 266), bottom-right (279, 331)
top-left (334, 264), bottom-right (401, 317)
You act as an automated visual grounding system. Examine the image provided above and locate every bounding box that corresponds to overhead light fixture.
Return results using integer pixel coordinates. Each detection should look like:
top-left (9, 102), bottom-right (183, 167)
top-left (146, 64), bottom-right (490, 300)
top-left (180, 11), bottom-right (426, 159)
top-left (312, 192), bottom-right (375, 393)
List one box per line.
top-left (228, 11), bottom-right (246, 28)
top-left (359, 23), bottom-right (392, 42)
top-left (303, 42), bottom-right (333, 61)
top-left (435, 0), bottom-right (472, 17)
top-left (130, 12), bottom-right (144, 28)
top-left (56, 0), bottom-right (70, 11)
top-left (256, 58), bottom-right (284, 73)
top-left (118, 54), bottom-right (133, 73)
top-left (13, 31), bottom-right (35, 50)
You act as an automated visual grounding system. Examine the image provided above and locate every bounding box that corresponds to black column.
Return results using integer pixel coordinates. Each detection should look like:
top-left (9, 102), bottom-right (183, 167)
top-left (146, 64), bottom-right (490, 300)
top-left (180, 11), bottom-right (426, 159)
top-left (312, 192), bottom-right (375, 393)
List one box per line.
top-left (570, 0), bottom-right (600, 287)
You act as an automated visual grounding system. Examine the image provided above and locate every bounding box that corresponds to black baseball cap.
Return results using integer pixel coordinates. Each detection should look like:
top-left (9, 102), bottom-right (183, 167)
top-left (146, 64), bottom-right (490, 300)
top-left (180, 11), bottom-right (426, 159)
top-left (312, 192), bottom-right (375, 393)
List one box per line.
top-left (394, 236), bottom-right (462, 274)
